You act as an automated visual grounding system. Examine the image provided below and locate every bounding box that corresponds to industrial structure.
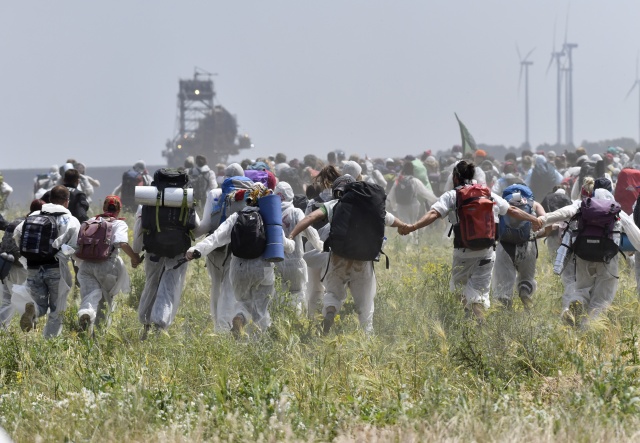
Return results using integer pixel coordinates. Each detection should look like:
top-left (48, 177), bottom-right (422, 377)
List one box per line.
top-left (162, 68), bottom-right (252, 168)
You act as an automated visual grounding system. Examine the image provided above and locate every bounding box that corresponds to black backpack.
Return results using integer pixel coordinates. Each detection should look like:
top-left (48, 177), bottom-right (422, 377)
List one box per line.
top-left (67, 187), bottom-right (88, 223)
top-left (541, 192), bottom-right (573, 213)
top-left (324, 181), bottom-right (386, 261)
top-left (121, 169), bottom-right (144, 212)
top-left (141, 168), bottom-right (196, 258)
top-left (20, 212), bottom-right (64, 261)
top-left (230, 207), bottom-right (266, 259)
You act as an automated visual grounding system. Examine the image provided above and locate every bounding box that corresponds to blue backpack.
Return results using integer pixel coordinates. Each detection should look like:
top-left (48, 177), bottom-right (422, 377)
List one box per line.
top-left (498, 184), bottom-right (534, 245)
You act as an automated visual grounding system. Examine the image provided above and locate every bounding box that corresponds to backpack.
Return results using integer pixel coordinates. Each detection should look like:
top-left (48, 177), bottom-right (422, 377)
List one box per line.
top-left (571, 197), bottom-right (621, 263)
top-left (614, 168), bottom-right (640, 215)
top-left (230, 207), bottom-right (266, 259)
top-left (191, 170), bottom-right (211, 209)
top-left (20, 211), bottom-right (64, 261)
top-left (141, 169), bottom-right (196, 258)
top-left (324, 181), bottom-right (386, 261)
top-left (394, 175), bottom-right (415, 205)
top-left (498, 184), bottom-right (534, 245)
top-left (529, 162), bottom-right (558, 201)
top-left (541, 191), bottom-right (572, 213)
top-left (454, 184), bottom-right (496, 250)
top-left (75, 217), bottom-right (115, 262)
top-left (210, 176), bottom-right (255, 232)
top-left (67, 187), bottom-right (88, 223)
top-left (121, 169), bottom-right (144, 211)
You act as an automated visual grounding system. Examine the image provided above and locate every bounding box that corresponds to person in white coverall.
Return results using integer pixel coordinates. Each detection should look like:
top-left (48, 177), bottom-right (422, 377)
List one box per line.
top-left (537, 188), bottom-right (640, 326)
top-left (186, 191), bottom-right (298, 337)
top-left (13, 186), bottom-right (80, 337)
top-left (387, 160), bottom-right (437, 225)
top-left (132, 205), bottom-right (200, 337)
top-left (491, 197), bottom-right (549, 310)
top-left (273, 181), bottom-right (323, 314)
top-left (193, 162), bottom-right (245, 331)
top-left (288, 175), bottom-right (408, 335)
top-left (76, 196), bottom-right (141, 333)
top-left (400, 161), bottom-right (538, 322)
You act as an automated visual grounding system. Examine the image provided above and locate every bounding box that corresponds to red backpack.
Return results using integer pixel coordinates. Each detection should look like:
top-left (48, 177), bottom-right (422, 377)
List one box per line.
top-left (613, 168), bottom-right (640, 215)
top-left (75, 217), bottom-right (115, 262)
top-left (454, 184), bottom-right (496, 250)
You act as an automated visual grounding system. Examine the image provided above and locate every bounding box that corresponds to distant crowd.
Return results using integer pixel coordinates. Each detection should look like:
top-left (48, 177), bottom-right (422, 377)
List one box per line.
top-left (2, 143), bottom-right (640, 339)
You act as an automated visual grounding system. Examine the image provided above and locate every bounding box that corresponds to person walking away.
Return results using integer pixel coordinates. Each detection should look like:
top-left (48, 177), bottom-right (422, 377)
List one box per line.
top-left (400, 161), bottom-right (538, 322)
top-left (289, 175), bottom-right (409, 335)
top-left (13, 186), bottom-right (80, 337)
top-left (492, 184), bottom-right (549, 310)
top-left (273, 182), bottom-right (323, 315)
top-left (115, 161), bottom-right (153, 213)
top-left (133, 169), bottom-right (199, 338)
top-left (0, 172), bottom-right (12, 212)
top-left (75, 196), bottom-right (141, 334)
top-left (62, 169), bottom-right (90, 223)
top-left (190, 155), bottom-right (217, 217)
top-left (186, 183), bottom-right (297, 337)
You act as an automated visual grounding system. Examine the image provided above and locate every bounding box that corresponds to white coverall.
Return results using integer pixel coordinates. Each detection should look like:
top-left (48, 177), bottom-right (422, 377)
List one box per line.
top-left (133, 206), bottom-right (200, 330)
top-left (540, 189), bottom-right (640, 320)
top-left (13, 204), bottom-right (79, 337)
top-left (320, 199), bottom-right (396, 334)
top-left (274, 182), bottom-right (323, 313)
top-left (431, 189), bottom-right (511, 309)
top-left (76, 219), bottom-right (131, 326)
top-left (189, 212), bottom-right (296, 331)
top-left (387, 176), bottom-right (437, 224)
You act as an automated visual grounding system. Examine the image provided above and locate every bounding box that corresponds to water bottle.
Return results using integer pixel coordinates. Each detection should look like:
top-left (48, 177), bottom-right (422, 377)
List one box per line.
top-left (553, 231), bottom-right (571, 275)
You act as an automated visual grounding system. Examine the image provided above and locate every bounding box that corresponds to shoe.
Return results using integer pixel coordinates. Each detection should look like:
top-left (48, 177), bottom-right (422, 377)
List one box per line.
top-left (471, 303), bottom-right (485, 325)
top-left (519, 294), bottom-right (533, 312)
top-left (79, 314), bottom-right (92, 333)
top-left (231, 314), bottom-right (246, 339)
top-left (20, 303), bottom-right (36, 332)
top-left (140, 324), bottom-right (151, 341)
top-left (322, 307), bottom-right (336, 335)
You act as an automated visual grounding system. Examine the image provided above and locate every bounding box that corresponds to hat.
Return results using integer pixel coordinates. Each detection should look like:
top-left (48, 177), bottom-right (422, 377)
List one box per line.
top-left (475, 149), bottom-right (487, 157)
top-left (594, 177), bottom-right (613, 193)
top-left (274, 181), bottom-right (294, 202)
top-left (224, 163), bottom-right (244, 177)
top-left (332, 174), bottom-right (356, 198)
top-left (385, 158), bottom-right (395, 164)
top-left (547, 150), bottom-right (556, 158)
top-left (591, 154), bottom-right (603, 162)
top-left (425, 156), bottom-right (437, 166)
top-left (342, 160), bottom-right (362, 179)
top-left (454, 152), bottom-right (463, 160)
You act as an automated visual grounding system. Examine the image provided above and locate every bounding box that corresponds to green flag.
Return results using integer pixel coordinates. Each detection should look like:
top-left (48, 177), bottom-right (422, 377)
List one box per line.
top-left (454, 113), bottom-right (477, 155)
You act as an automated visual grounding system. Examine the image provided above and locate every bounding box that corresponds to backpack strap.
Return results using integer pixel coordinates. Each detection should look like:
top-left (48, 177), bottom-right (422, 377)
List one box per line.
top-left (155, 189), bottom-right (162, 232)
top-left (179, 188), bottom-right (188, 226)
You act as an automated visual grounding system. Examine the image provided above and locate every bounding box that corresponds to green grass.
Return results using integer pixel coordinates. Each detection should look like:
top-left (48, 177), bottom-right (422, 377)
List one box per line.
top-left (2, 216), bottom-right (640, 442)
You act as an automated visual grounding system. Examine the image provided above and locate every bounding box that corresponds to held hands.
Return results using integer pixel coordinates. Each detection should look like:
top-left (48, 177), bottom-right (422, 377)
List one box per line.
top-left (185, 248), bottom-right (202, 261)
top-left (531, 217), bottom-right (544, 232)
top-left (398, 223), bottom-right (414, 236)
top-left (130, 253), bottom-right (142, 269)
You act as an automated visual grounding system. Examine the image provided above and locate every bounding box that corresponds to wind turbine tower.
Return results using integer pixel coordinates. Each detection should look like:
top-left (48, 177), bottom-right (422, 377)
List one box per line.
top-left (518, 47), bottom-right (535, 146)
top-left (563, 42), bottom-right (578, 146)
top-left (625, 53), bottom-right (640, 146)
top-left (547, 26), bottom-right (564, 146)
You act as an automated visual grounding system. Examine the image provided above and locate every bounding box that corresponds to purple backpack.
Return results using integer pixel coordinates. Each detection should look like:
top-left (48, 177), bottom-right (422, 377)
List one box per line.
top-left (572, 197), bottom-right (621, 263)
top-left (244, 170), bottom-right (269, 187)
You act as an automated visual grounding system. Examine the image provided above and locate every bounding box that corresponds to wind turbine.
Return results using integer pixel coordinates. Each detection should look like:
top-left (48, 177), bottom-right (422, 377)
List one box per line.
top-left (625, 52), bottom-right (640, 146)
top-left (562, 10), bottom-right (578, 146)
top-left (517, 45), bottom-right (535, 147)
top-left (546, 21), bottom-right (564, 146)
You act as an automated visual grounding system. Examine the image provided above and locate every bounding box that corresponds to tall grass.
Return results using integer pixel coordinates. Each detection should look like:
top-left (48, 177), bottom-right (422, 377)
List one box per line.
top-left (2, 217), bottom-right (640, 441)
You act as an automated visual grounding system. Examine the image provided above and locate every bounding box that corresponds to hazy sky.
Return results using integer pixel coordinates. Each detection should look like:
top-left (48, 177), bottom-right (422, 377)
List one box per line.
top-left (2, 1), bottom-right (640, 170)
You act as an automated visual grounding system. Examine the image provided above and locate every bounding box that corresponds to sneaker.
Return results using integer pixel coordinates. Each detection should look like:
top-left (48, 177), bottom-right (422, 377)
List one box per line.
top-left (519, 294), bottom-right (533, 312)
top-left (79, 314), bottom-right (92, 333)
top-left (140, 324), bottom-right (151, 341)
top-left (471, 303), bottom-right (485, 325)
top-left (20, 303), bottom-right (36, 332)
top-left (231, 314), bottom-right (246, 339)
top-left (322, 307), bottom-right (336, 335)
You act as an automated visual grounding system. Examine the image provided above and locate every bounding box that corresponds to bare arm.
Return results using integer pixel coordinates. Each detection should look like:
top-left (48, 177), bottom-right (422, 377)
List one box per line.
top-left (117, 242), bottom-right (141, 268)
top-left (402, 209), bottom-right (441, 234)
top-left (289, 208), bottom-right (325, 239)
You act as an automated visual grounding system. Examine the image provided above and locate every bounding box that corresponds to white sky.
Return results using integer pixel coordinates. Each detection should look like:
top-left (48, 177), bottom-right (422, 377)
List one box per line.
top-left (1, 1), bottom-right (640, 169)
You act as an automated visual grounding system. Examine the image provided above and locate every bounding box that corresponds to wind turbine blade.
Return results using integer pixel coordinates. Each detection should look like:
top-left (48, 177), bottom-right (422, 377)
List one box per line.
top-left (516, 43), bottom-right (522, 61)
top-left (564, 5), bottom-right (570, 45)
top-left (546, 54), bottom-right (555, 75)
top-left (524, 47), bottom-right (536, 62)
top-left (636, 50), bottom-right (639, 79)
top-left (552, 18), bottom-right (557, 50)
top-left (625, 81), bottom-right (638, 100)
top-left (518, 64), bottom-right (524, 93)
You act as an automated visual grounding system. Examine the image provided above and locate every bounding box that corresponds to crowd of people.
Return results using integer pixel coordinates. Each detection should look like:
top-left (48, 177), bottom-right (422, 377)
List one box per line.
top-left (2, 144), bottom-right (640, 338)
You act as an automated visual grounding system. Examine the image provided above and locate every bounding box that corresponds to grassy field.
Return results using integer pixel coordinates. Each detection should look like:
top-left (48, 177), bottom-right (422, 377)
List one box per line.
top-left (2, 212), bottom-right (640, 442)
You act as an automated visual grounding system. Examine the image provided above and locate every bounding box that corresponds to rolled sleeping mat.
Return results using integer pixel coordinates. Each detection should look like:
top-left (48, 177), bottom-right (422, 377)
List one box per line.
top-left (258, 194), bottom-right (283, 226)
top-left (263, 224), bottom-right (285, 262)
top-left (135, 186), bottom-right (194, 207)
